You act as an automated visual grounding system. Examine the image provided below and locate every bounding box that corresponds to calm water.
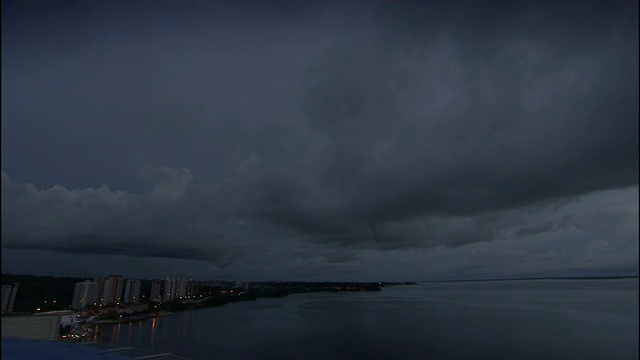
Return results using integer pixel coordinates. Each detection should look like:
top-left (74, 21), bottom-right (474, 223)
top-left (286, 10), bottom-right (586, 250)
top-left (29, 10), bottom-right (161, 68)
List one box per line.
top-left (95, 279), bottom-right (639, 360)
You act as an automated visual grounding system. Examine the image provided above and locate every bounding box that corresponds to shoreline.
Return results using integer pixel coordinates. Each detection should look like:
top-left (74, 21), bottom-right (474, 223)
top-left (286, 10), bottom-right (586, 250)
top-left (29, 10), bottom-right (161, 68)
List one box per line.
top-left (89, 283), bottom-right (416, 328)
top-left (89, 311), bottom-right (172, 325)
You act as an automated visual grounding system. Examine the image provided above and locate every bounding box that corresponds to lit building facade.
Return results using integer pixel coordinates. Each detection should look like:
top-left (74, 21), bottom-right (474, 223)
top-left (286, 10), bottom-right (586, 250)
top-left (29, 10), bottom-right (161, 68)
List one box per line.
top-left (123, 280), bottom-right (141, 304)
top-left (176, 279), bottom-right (188, 299)
top-left (150, 280), bottom-right (162, 302)
top-left (163, 278), bottom-right (176, 301)
top-left (71, 281), bottom-right (99, 309)
top-left (162, 278), bottom-right (191, 300)
top-left (187, 282), bottom-right (199, 298)
top-left (100, 275), bottom-right (124, 305)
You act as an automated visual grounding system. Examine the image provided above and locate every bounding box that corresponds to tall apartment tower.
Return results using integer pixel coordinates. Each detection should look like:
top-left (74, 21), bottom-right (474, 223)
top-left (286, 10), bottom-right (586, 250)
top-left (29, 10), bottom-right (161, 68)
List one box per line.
top-left (101, 275), bottom-right (124, 305)
top-left (175, 279), bottom-right (188, 299)
top-left (187, 282), bottom-right (199, 298)
top-left (72, 280), bottom-right (99, 309)
top-left (94, 276), bottom-right (106, 304)
top-left (1, 283), bottom-right (19, 314)
top-left (163, 278), bottom-right (177, 301)
top-left (123, 280), bottom-right (142, 304)
top-left (150, 280), bottom-right (162, 302)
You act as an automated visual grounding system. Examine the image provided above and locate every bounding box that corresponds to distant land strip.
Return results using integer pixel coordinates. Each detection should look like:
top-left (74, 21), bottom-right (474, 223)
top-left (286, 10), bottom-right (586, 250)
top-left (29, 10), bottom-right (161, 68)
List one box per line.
top-left (419, 275), bottom-right (639, 283)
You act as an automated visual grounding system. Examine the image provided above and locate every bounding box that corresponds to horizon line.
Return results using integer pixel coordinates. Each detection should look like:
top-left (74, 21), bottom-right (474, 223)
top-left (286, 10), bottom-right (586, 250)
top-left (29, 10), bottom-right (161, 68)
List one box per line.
top-left (418, 275), bottom-right (640, 283)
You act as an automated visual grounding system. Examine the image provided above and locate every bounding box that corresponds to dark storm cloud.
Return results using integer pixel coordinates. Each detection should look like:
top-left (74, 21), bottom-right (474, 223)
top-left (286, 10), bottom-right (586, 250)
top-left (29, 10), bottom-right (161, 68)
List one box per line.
top-left (1, 0), bottom-right (638, 277)
top-left (2, 236), bottom-right (216, 262)
top-left (289, 5), bottom-right (638, 218)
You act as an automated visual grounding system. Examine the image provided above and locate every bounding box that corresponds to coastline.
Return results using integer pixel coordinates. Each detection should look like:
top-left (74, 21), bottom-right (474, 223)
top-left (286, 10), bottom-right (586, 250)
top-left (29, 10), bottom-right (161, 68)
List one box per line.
top-left (88, 282), bottom-right (416, 327)
top-left (89, 311), bottom-right (173, 325)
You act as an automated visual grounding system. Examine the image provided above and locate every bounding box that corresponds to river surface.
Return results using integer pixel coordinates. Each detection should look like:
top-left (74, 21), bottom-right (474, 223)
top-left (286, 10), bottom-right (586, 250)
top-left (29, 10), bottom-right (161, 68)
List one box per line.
top-left (94, 279), bottom-right (639, 360)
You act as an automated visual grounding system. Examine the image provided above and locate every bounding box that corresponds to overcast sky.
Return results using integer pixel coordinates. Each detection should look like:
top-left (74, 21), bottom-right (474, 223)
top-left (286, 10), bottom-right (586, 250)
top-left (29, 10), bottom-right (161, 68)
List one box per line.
top-left (2, 0), bottom-right (638, 281)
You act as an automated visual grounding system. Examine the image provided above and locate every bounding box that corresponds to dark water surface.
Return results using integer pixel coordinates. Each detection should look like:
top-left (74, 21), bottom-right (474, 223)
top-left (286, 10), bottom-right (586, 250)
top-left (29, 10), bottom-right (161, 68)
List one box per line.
top-left (95, 279), bottom-right (639, 359)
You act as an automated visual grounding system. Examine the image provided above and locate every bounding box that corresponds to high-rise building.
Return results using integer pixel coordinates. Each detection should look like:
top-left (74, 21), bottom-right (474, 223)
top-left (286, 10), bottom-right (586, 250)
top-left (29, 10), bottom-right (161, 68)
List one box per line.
top-left (176, 279), bottom-right (188, 299)
top-left (1, 283), bottom-right (19, 314)
top-left (94, 276), bottom-right (106, 304)
top-left (123, 280), bottom-right (142, 304)
top-left (162, 278), bottom-right (190, 300)
top-left (150, 280), bottom-right (162, 302)
top-left (163, 278), bottom-right (176, 301)
top-left (187, 282), bottom-right (199, 298)
top-left (71, 281), bottom-right (99, 309)
top-left (101, 275), bottom-right (124, 305)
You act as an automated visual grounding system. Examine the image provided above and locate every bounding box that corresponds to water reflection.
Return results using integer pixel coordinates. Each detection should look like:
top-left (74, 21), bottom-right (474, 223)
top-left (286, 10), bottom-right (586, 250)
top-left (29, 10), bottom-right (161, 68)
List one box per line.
top-left (91, 325), bottom-right (100, 342)
top-left (150, 317), bottom-right (158, 348)
top-left (94, 280), bottom-right (639, 360)
top-left (113, 323), bottom-right (122, 345)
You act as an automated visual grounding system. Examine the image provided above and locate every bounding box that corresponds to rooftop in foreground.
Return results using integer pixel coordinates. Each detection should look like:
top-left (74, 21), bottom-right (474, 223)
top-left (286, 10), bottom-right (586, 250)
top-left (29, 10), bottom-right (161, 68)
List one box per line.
top-left (1, 337), bottom-right (190, 360)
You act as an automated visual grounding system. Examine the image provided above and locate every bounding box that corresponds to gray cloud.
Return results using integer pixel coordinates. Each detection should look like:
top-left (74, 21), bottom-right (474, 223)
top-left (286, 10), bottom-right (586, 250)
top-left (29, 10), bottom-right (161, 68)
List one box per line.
top-left (2, 169), bottom-right (637, 279)
top-left (1, 0), bottom-right (638, 279)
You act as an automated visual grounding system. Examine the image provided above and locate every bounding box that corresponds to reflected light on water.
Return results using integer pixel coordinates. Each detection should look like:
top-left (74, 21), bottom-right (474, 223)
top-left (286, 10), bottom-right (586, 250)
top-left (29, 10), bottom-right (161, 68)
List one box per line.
top-left (91, 325), bottom-right (100, 342)
top-left (114, 323), bottom-right (122, 345)
top-left (150, 317), bottom-right (158, 348)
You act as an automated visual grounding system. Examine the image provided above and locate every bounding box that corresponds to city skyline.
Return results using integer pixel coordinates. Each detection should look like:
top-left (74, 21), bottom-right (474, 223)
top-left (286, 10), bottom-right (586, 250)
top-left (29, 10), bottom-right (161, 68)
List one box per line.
top-left (68, 275), bottom-right (200, 311)
top-left (1, 0), bottom-right (638, 281)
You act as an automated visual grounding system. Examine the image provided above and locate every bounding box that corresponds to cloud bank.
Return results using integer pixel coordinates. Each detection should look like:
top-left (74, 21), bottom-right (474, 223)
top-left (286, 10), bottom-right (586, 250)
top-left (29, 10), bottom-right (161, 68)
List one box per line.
top-left (2, 0), bottom-right (638, 279)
